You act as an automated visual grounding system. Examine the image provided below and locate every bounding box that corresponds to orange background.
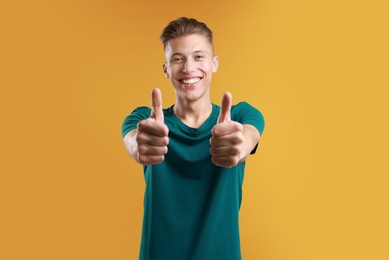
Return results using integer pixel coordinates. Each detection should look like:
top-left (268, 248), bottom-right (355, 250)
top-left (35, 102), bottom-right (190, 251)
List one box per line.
top-left (1, 0), bottom-right (388, 259)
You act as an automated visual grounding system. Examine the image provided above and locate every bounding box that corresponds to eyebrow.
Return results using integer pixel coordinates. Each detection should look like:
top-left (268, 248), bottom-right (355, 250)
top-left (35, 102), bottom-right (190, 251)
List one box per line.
top-left (193, 50), bottom-right (205, 54)
top-left (171, 50), bottom-right (206, 57)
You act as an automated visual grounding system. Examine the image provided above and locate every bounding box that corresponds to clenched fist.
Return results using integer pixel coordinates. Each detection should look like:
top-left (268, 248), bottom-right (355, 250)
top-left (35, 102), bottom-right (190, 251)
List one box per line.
top-left (135, 88), bottom-right (169, 165)
top-left (210, 92), bottom-right (244, 168)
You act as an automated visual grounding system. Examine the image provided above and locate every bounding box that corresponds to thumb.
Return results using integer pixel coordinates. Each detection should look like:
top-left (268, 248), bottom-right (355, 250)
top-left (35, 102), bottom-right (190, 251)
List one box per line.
top-left (151, 88), bottom-right (164, 123)
top-left (217, 92), bottom-right (232, 123)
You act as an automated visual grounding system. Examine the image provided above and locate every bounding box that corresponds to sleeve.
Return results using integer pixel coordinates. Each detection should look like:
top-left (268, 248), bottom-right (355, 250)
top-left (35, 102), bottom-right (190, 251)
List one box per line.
top-left (232, 102), bottom-right (265, 154)
top-left (121, 106), bottom-right (152, 138)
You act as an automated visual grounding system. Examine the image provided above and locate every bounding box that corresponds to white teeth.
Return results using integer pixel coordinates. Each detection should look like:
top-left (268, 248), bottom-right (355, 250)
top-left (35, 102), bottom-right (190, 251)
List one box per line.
top-left (182, 78), bottom-right (200, 84)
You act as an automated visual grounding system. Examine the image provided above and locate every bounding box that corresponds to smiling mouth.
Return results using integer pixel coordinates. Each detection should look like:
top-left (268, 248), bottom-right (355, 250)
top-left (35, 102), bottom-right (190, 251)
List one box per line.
top-left (180, 77), bottom-right (202, 84)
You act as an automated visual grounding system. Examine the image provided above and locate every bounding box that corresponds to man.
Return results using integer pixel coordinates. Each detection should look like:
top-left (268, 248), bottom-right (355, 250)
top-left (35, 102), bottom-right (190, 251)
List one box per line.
top-left (122, 17), bottom-right (265, 260)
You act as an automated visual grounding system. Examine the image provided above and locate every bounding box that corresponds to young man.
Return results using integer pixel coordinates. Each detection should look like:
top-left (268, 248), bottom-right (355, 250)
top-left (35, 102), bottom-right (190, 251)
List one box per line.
top-left (122, 17), bottom-right (265, 260)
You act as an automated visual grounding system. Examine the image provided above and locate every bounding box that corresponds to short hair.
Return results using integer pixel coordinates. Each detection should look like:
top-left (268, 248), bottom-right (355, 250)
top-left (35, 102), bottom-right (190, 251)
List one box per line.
top-left (160, 17), bottom-right (214, 51)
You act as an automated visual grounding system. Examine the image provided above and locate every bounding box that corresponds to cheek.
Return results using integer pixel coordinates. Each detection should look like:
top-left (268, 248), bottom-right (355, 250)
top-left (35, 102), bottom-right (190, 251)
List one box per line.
top-left (169, 65), bottom-right (182, 76)
top-left (198, 62), bottom-right (212, 73)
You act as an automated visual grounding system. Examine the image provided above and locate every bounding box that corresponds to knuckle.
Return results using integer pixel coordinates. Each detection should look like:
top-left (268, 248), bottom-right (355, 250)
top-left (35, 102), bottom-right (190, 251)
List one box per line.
top-left (211, 157), bottom-right (219, 165)
top-left (136, 134), bottom-right (146, 144)
top-left (226, 157), bottom-right (233, 165)
top-left (212, 126), bottom-right (220, 136)
top-left (162, 137), bottom-right (169, 146)
top-left (137, 120), bottom-right (147, 130)
top-left (163, 125), bottom-right (169, 136)
top-left (226, 157), bottom-right (238, 168)
top-left (138, 119), bottom-right (155, 131)
top-left (231, 146), bottom-right (240, 155)
top-left (210, 137), bottom-right (216, 146)
top-left (139, 154), bottom-right (165, 165)
top-left (232, 133), bottom-right (243, 144)
top-left (137, 144), bottom-right (147, 154)
top-left (138, 154), bottom-right (148, 164)
top-left (234, 122), bottom-right (243, 131)
top-left (232, 156), bottom-right (239, 165)
top-left (155, 156), bottom-right (165, 164)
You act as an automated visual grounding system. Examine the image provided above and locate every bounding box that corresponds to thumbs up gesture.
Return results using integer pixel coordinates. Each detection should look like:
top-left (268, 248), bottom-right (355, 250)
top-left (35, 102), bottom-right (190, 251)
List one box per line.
top-left (210, 92), bottom-right (244, 168)
top-left (136, 88), bottom-right (169, 165)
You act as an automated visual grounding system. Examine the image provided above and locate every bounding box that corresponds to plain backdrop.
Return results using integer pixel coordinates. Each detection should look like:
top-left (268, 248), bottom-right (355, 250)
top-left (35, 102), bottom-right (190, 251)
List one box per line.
top-left (1, 0), bottom-right (388, 259)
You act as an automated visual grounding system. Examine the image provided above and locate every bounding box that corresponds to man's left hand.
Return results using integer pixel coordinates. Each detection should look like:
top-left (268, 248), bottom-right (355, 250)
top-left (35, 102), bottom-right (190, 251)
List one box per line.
top-left (210, 92), bottom-right (244, 168)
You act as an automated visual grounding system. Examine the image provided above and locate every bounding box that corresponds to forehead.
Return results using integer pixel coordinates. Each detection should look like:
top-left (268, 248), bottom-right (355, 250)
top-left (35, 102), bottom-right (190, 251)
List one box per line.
top-left (164, 34), bottom-right (213, 57)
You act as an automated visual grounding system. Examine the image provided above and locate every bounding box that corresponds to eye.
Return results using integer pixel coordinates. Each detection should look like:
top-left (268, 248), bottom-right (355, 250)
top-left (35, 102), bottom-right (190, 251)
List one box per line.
top-left (195, 55), bottom-right (204, 60)
top-left (171, 57), bottom-right (183, 63)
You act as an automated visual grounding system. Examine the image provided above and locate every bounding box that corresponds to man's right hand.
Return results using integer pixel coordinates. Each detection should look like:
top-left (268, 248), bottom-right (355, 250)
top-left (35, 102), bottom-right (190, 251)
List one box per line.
top-left (135, 88), bottom-right (169, 165)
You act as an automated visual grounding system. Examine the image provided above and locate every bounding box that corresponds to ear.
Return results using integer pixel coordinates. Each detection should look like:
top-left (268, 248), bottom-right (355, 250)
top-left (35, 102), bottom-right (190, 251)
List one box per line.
top-left (163, 62), bottom-right (169, 78)
top-left (212, 56), bottom-right (219, 73)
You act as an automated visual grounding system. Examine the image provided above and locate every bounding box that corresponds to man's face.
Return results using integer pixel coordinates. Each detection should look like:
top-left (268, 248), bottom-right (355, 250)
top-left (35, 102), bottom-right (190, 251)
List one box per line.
top-left (163, 34), bottom-right (218, 103)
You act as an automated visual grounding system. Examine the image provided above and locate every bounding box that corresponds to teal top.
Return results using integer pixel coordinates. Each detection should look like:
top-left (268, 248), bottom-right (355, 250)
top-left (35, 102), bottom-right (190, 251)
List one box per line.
top-left (122, 102), bottom-right (265, 260)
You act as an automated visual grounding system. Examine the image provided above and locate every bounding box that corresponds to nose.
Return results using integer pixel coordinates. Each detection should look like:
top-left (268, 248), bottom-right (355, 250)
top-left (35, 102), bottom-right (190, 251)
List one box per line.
top-left (183, 59), bottom-right (195, 73)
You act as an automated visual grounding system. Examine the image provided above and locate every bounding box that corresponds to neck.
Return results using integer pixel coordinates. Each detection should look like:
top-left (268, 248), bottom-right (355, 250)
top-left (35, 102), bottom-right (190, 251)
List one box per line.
top-left (173, 98), bottom-right (213, 128)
